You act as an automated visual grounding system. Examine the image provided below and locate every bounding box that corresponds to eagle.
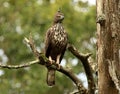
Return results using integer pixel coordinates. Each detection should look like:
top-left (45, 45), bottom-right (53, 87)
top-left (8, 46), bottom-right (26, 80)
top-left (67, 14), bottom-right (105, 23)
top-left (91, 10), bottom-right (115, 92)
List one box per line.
top-left (45, 10), bottom-right (68, 86)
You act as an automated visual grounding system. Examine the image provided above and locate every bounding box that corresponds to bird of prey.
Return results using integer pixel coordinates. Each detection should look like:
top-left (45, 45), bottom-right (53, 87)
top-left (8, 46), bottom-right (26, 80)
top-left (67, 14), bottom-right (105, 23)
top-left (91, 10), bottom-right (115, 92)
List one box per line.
top-left (44, 10), bottom-right (68, 86)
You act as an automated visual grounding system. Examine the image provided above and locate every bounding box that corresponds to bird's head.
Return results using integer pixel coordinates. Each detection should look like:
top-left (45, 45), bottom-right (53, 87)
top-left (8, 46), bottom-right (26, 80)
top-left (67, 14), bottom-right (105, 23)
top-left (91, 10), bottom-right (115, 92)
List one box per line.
top-left (53, 10), bottom-right (64, 24)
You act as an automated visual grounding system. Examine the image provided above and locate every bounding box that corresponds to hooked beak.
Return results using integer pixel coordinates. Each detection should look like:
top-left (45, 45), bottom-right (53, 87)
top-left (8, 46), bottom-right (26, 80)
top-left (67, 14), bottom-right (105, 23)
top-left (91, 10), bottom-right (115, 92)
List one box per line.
top-left (60, 15), bottom-right (64, 20)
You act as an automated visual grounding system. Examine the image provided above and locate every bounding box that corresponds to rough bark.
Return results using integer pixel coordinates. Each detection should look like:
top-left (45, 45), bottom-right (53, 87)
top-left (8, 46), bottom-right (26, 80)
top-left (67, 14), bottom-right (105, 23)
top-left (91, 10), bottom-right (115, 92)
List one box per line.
top-left (97, 0), bottom-right (120, 94)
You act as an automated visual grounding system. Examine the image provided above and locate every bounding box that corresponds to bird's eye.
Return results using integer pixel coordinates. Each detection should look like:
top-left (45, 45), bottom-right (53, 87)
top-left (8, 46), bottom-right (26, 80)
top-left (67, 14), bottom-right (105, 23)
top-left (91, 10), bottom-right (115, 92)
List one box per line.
top-left (57, 15), bottom-right (61, 17)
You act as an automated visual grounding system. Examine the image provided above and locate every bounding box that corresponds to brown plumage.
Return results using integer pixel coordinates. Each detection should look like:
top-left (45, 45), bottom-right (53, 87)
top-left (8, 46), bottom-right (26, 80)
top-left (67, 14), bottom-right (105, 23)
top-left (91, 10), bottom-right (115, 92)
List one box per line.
top-left (45, 10), bottom-right (68, 86)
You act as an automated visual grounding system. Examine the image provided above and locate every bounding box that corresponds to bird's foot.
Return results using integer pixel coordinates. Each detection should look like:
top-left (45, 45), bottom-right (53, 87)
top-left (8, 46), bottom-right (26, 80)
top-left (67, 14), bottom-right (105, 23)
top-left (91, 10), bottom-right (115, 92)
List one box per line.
top-left (56, 63), bottom-right (60, 70)
top-left (49, 59), bottom-right (53, 65)
top-left (48, 56), bottom-right (53, 65)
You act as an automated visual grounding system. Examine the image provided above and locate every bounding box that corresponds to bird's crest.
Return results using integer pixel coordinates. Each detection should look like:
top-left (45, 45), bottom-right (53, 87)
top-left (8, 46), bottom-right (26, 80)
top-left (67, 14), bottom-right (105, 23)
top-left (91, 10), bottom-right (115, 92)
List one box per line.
top-left (58, 8), bottom-right (61, 12)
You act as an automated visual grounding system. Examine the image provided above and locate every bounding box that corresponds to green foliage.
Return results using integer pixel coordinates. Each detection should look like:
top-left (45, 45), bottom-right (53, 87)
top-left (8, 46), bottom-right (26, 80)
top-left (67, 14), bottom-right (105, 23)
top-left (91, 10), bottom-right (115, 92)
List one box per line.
top-left (0, 0), bottom-right (96, 93)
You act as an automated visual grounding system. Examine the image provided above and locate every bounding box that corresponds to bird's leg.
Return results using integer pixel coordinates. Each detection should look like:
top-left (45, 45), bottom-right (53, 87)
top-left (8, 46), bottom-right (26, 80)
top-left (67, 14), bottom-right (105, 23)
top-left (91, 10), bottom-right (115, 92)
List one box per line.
top-left (56, 54), bottom-right (61, 69)
top-left (49, 56), bottom-right (53, 64)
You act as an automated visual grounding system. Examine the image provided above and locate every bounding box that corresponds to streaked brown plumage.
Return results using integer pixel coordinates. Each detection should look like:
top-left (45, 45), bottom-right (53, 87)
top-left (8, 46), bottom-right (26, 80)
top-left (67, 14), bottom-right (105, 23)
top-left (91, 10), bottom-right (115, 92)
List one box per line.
top-left (45, 10), bottom-right (68, 86)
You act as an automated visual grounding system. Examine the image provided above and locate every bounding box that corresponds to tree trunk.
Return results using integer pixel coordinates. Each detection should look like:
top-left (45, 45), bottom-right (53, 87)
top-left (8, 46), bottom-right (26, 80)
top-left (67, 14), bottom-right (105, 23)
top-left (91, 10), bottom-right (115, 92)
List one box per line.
top-left (97, 0), bottom-right (120, 94)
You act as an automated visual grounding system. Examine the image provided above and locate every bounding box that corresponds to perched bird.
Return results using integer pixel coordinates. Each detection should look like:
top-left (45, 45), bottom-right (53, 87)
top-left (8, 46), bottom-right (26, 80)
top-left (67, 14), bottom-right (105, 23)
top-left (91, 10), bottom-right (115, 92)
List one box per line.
top-left (44, 10), bottom-right (68, 86)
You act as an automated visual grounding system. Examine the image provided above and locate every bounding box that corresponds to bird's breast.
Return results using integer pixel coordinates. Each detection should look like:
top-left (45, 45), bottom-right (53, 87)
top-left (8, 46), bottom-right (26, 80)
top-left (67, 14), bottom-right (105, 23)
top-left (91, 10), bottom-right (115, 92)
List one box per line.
top-left (54, 31), bottom-right (65, 42)
top-left (51, 24), bottom-right (67, 47)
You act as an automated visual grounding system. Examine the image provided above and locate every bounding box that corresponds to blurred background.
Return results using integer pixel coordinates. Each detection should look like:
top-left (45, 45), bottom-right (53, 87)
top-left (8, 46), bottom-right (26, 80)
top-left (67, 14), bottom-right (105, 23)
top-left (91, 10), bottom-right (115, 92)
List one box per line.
top-left (0, 0), bottom-right (96, 94)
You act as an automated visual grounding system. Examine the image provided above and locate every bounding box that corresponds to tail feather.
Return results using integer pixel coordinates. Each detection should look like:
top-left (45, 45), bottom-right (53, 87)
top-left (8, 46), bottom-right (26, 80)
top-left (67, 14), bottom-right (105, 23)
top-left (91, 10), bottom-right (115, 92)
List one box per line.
top-left (46, 69), bottom-right (55, 86)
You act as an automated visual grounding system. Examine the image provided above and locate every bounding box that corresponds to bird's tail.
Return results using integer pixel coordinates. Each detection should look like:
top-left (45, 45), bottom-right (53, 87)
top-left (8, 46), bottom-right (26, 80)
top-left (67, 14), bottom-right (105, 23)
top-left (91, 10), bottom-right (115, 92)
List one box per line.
top-left (46, 68), bottom-right (55, 86)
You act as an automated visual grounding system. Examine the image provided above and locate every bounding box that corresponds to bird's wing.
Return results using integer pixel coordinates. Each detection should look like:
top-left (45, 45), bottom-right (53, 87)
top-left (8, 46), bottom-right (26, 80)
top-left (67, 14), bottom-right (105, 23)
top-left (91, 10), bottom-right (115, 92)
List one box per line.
top-left (45, 28), bottom-right (53, 57)
top-left (60, 33), bottom-right (68, 63)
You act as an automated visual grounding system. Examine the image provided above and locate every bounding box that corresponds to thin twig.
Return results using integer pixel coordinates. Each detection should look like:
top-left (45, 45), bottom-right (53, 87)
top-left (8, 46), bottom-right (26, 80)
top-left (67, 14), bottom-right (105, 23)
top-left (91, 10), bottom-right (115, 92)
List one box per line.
top-left (24, 34), bottom-right (40, 57)
top-left (0, 59), bottom-right (39, 69)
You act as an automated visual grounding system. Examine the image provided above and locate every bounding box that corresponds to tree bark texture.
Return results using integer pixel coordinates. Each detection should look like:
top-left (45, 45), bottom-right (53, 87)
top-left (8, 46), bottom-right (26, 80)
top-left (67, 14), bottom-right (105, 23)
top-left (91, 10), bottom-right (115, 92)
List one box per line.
top-left (97, 0), bottom-right (120, 94)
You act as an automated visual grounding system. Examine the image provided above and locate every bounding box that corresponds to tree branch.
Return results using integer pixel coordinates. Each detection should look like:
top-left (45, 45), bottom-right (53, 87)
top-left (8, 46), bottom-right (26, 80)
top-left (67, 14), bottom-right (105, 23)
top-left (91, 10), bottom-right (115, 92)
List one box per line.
top-left (58, 65), bottom-right (88, 94)
top-left (0, 54), bottom-right (88, 94)
top-left (67, 44), bottom-right (95, 94)
top-left (0, 59), bottom-right (39, 69)
top-left (24, 36), bottom-right (88, 94)
top-left (0, 35), bottom-right (95, 94)
top-left (38, 53), bottom-right (88, 94)
top-left (24, 34), bottom-right (40, 57)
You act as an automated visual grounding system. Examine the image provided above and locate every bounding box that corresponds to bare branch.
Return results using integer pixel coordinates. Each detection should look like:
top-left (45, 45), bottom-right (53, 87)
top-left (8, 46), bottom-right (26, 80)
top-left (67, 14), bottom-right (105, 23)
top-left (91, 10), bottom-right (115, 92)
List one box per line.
top-left (38, 53), bottom-right (88, 94)
top-left (24, 34), bottom-right (40, 57)
top-left (0, 35), bottom-right (95, 94)
top-left (67, 44), bottom-right (95, 94)
top-left (0, 54), bottom-right (88, 94)
top-left (0, 59), bottom-right (39, 69)
top-left (58, 65), bottom-right (88, 94)
top-left (25, 36), bottom-right (88, 94)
